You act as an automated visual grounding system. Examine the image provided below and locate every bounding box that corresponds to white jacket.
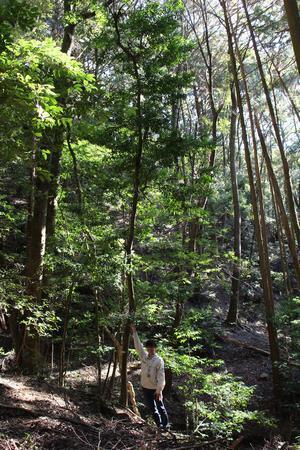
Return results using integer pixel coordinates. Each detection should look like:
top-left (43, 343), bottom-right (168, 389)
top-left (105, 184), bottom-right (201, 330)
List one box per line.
top-left (132, 330), bottom-right (166, 393)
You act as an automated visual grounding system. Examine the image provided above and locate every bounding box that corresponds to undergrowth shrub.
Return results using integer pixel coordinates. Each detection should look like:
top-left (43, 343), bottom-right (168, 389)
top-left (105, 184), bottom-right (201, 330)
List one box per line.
top-left (151, 308), bottom-right (275, 441)
top-left (159, 347), bottom-right (274, 441)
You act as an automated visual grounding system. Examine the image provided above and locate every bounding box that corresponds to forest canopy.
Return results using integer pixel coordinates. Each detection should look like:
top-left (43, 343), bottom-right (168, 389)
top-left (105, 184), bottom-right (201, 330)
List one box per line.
top-left (0, 0), bottom-right (299, 449)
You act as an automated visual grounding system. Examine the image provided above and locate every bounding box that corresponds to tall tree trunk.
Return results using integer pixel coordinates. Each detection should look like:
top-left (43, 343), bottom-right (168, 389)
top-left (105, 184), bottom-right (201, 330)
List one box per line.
top-left (9, 0), bottom-right (78, 372)
top-left (16, 138), bottom-right (52, 372)
top-left (268, 54), bottom-right (300, 123)
top-left (113, 13), bottom-right (143, 406)
top-left (226, 84), bottom-right (241, 324)
top-left (46, 0), bottom-right (77, 237)
top-left (241, 0), bottom-right (300, 247)
top-left (8, 138), bottom-right (38, 366)
top-left (58, 282), bottom-right (75, 387)
top-left (270, 181), bottom-right (292, 295)
top-left (120, 109), bottom-right (143, 406)
top-left (46, 129), bottom-right (64, 239)
top-left (221, 0), bottom-right (281, 397)
top-left (94, 288), bottom-right (102, 395)
top-left (187, 1), bottom-right (223, 251)
top-left (255, 117), bottom-right (300, 288)
top-left (283, 0), bottom-right (300, 74)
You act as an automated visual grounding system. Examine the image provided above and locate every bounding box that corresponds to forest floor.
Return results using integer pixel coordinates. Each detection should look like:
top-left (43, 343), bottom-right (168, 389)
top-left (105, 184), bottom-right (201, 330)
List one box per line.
top-left (0, 368), bottom-right (241, 450)
top-left (0, 302), bottom-right (297, 449)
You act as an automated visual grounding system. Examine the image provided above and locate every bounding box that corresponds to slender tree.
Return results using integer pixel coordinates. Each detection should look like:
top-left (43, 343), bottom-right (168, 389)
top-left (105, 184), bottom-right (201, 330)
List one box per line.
top-left (241, 0), bottom-right (300, 247)
top-left (283, 0), bottom-right (300, 74)
top-left (255, 116), bottom-right (300, 288)
top-left (220, 0), bottom-right (281, 396)
top-left (112, 10), bottom-right (143, 405)
top-left (103, 1), bottom-right (192, 405)
top-left (226, 83), bottom-right (241, 324)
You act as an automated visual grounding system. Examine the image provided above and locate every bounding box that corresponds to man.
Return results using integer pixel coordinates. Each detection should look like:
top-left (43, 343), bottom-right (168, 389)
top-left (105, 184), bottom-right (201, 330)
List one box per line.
top-left (130, 323), bottom-right (170, 431)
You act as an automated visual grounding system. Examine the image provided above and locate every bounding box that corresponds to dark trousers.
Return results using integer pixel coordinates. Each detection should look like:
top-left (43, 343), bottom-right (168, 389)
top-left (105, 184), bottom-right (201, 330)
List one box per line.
top-left (142, 388), bottom-right (169, 428)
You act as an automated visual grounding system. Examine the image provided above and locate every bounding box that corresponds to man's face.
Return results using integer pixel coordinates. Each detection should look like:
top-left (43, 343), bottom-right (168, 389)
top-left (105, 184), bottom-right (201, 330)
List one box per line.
top-left (146, 346), bottom-right (156, 357)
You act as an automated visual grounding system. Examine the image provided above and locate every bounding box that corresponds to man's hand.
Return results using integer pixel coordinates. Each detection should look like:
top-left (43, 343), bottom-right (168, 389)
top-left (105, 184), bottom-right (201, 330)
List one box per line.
top-left (155, 391), bottom-right (162, 401)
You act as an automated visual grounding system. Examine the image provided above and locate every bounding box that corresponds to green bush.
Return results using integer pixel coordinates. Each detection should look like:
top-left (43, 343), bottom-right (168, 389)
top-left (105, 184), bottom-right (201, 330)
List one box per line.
top-left (160, 347), bottom-right (274, 440)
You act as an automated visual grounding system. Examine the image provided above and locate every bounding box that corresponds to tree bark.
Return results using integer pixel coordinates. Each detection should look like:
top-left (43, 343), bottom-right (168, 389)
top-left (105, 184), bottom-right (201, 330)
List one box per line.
top-left (66, 123), bottom-right (83, 210)
top-left (241, 0), bottom-right (300, 247)
top-left (226, 84), bottom-right (241, 324)
top-left (187, 1), bottom-right (223, 251)
top-left (94, 288), bottom-right (102, 395)
top-left (9, 0), bottom-right (79, 372)
top-left (270, 180), bottom-right (292, 295)
top-left (46, 129), bottom-right (64, 239)
top-left (283, 0), bottom-right (300, 74)
top-left (58, 282), bottom-right (75, 387)
top-left (221, 0), bottom-right (281, 397)
top-left (46, 0), bottom-right (77, 237)
top-left (173, 299), bottom-right (184, 330)
top-left (17, 139), bottom-right (52, 372)
top-left (255, 117), bottom-right (300, 288)
top-left (113, 12), bottom-right (143, 406)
